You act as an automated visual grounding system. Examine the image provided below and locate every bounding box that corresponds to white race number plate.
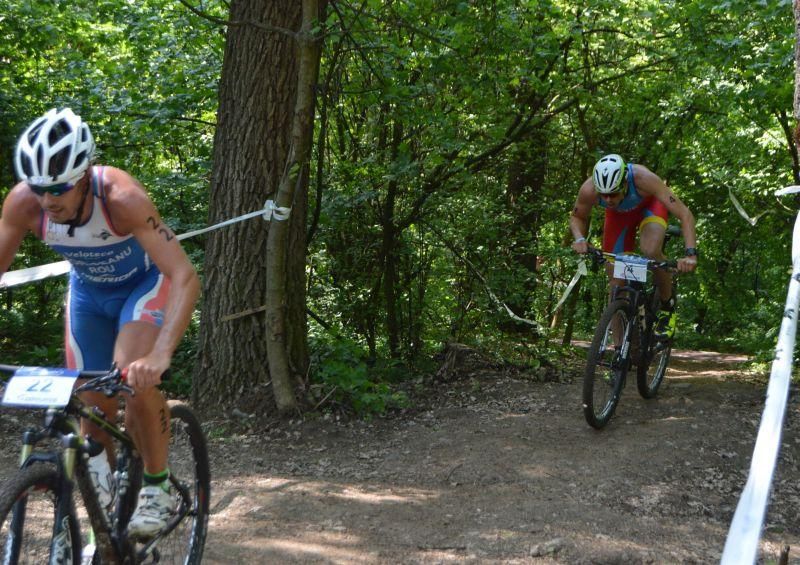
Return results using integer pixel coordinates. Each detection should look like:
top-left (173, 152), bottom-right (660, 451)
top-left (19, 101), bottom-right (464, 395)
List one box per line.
top-left (1, 367), bottom-right (79, 408)
top-left (613, 255), bottom-right (648, 282)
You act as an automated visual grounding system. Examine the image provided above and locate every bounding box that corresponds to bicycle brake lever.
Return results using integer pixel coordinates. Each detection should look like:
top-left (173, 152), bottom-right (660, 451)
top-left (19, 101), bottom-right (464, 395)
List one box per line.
top-left (118, 368), bottom-right (135, 396)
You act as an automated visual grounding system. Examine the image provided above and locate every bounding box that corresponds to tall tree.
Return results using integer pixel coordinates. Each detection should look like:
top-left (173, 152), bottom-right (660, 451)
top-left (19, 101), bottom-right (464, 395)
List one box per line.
top-left (794, 0), bottom-right (800, 161)
top-left (266, 0), bottom-right (324, 413)
top-left (195, 0), bottom-right (309, 409)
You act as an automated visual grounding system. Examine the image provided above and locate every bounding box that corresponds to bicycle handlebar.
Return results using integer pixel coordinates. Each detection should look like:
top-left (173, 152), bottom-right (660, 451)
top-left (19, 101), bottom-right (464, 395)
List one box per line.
top-left (0, 364), bottom-right (111, 379)
top-left (586, 248), bottom-right (678, 272)
top-left (76, 366), bottom-right (135, 397)
top-left (0, 363), bottom-right (170, 398)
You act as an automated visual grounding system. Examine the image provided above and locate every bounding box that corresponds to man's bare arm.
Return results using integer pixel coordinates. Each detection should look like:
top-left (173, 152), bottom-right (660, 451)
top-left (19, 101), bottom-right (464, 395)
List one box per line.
top-left (105, 169), bottom-right (200, 387)
top-left (0, 186), bottom-right (39, 276)
top-left (635, 166), bottom-right (696, 248)
top-left (570, 180), bottom-right (597, 235)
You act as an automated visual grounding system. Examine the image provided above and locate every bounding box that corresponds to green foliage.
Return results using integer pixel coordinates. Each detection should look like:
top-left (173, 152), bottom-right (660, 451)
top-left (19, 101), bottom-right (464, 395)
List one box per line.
top-left (0, 0), bottom-right (797, 411)
top-left (309, 334), bottom-right (408, 416)
top-left (307, 0), bottom-right (796, 364)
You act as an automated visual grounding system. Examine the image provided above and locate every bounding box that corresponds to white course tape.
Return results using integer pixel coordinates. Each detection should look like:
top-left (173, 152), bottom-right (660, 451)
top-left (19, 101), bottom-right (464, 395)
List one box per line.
top-left (176, 208), bottom-right (267, 241)
top-left (720, 210), bottom-right (800, 564)
top-left (775, 185), bottom-right (800, 197)
top-left (553, 259), bottom-right (588, 313)
top-left (0, 203), bottom-right (277, 290)
top-left (0, 261), bottom-right (71, 289)
top-left (728, 188), bottom-right (767, 226)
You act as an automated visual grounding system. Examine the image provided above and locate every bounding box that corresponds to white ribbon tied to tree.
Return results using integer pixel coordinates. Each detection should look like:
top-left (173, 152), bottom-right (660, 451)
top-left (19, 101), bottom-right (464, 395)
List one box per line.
top-left (0, 200), bottom-right (291, 289)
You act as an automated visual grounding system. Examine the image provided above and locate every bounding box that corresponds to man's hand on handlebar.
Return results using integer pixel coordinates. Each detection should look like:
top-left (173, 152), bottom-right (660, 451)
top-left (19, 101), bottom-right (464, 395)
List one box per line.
top-left (572, 238), bottom-right (589, 254)
top-left (676, 255), bottom-right (697, 273)
top-left (125, 353), bottom-right (171, 391)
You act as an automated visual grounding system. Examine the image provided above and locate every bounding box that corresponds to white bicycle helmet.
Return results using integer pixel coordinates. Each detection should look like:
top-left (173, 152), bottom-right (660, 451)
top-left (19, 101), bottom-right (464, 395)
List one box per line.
top-left (592, 154), bottom-right (626, 194)
top-left (14, 108), bottom-right (95, 186)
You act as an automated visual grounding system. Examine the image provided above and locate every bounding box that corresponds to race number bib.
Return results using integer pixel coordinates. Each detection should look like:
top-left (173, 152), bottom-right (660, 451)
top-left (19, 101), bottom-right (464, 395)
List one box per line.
top-left (1, 367), bottom-right (79, 408)
top-left (613, 255), bottom-right (648, 282)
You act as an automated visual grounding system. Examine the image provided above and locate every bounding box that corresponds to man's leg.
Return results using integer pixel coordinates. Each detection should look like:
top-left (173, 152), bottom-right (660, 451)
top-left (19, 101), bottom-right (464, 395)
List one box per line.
top-left (116, 321), bottom-right (176, 539)
top-left (113, 321), bottom-right (169, 475)
top-left (639, 222), bottom-right (671, 302)
top-left (67, 281), bottom-right (120, 456)
top-left (640, 222), bottom-right (676, 338)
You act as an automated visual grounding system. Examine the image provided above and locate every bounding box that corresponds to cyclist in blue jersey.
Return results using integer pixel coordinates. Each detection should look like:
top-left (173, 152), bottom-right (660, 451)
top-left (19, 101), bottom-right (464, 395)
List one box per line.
top-left (0, 108), bottom-right (200, 539)
top-left (569, 154), bottom-right (698, 339)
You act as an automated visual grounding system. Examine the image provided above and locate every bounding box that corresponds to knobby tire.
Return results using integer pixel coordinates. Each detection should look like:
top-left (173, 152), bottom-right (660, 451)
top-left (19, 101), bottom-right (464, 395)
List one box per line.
top-left (583, 299), bottom-right (631, 429)
top-left (0, 463), bottom-right (81, 565)
top-left (636, 291), bottom-right (672, 399)
top-left (150, 401), bottom-right (210, 565)
top-left (636, 324), bottom-right (672, 399)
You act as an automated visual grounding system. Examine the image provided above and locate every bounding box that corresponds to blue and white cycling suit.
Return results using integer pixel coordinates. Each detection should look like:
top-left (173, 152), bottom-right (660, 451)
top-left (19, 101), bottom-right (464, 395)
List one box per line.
top-left (39, 166), bottom-right (170, 370)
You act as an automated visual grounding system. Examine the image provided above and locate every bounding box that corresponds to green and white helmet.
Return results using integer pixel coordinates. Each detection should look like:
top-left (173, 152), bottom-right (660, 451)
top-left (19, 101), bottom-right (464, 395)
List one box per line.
top-left (592, 154), bottom-right (626, 194)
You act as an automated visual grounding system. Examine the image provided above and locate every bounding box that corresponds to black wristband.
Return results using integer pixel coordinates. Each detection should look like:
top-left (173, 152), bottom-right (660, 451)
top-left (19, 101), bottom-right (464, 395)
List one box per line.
top-left (685, 247), bottom-right (697, 257)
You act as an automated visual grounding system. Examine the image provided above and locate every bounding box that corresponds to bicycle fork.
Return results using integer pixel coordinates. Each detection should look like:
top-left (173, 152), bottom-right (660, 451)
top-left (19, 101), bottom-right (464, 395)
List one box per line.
top-left (609, 302), bottom-right (636, 374)
top-left (10, 431), bottom-right (80, 565)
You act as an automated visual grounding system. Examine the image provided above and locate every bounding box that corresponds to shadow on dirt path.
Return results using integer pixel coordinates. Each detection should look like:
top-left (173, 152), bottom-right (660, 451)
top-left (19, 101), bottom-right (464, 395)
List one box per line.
top-left (197, 346), bottom-right (800, 564)
top-left (0, 346), bottom-right (797, 563)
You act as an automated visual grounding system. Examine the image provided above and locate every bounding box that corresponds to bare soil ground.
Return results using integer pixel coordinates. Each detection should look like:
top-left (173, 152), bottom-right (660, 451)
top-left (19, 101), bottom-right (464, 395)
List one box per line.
top-left (3, 346), bottom-right (800, 563)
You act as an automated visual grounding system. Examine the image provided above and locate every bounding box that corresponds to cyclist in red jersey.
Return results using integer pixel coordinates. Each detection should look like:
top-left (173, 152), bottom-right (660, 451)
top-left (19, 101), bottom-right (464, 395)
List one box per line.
top-left (569, 154), bottom-right (698, 338)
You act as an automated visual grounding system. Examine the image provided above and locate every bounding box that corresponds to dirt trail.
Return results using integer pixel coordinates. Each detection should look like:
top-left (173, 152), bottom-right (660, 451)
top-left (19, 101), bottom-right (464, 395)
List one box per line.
top-left (201, 347), bottom-right (800, 564)
top-left (1, 347), bottom-right (799, 563)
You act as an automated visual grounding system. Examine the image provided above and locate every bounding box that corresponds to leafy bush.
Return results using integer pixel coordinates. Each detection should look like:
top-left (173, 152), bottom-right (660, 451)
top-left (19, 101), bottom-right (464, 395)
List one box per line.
top-left (309, 336), bottom-right (408, 416)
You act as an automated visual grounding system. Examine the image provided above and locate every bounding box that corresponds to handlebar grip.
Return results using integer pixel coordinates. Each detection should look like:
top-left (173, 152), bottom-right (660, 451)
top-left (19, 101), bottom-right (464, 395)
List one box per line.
top-left (120, 368), bottom-right (171, 383)
top-left (661, 259), bottom-right (678, 271)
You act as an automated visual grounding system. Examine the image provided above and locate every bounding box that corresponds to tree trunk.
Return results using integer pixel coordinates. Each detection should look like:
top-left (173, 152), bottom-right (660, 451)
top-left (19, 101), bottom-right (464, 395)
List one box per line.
top-left (266, 0), bottom-right (323, 414)
top-left (378, 112), bottom-right (403, 358)
top-left (794, 1), bottom-right (800, 171)
top-left (194, 0), bottom-right (304, 409)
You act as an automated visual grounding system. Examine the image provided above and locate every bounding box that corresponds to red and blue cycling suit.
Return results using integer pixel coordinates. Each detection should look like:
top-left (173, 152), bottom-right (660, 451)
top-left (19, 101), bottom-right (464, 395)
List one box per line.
top-left (599, 163), bottom-right (668, 254)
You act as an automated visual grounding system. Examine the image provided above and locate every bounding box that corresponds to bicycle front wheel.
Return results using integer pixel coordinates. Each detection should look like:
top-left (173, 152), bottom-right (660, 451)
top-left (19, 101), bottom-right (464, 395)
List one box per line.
top-left (143, 401), bottom-right (209, 564)
top-left (583, 299), bottom-right (631, 429)
top-left (0, 463), bottom-right (81, 565)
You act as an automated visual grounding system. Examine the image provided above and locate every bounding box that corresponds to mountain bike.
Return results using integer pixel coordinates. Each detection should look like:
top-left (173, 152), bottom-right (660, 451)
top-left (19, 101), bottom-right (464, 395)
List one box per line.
top-left (0, 363), bottom-right (209, 564)
top-left (582, 249), bottom-right (678, 429)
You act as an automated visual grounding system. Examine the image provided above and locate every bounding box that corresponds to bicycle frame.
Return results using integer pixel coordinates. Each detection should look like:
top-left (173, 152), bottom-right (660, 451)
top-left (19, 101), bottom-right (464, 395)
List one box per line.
top-left (599, 253), bottom-right (667, 363)
top-left (582, 249), bottom-right (677, 428)
top-left (9, 386), bottom-right (136, 563)
top-left (3, 366), bottom-right (195, 564)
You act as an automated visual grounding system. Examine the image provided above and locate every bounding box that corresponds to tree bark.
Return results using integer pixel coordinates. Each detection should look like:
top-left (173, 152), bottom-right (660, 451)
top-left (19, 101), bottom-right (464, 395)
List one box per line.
top-left (194, 0), bottom-right (304, 408)
top-left (794, 1), bottom-right (800, 173)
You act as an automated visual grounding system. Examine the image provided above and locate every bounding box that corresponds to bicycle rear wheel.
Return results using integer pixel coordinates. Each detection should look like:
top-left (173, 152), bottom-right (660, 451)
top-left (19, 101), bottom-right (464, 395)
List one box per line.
top-left (637, 322), bottom-right (672, 399)
top-left (583, 299), bottom-right (631, 429)
top-left (140, 401), bottom-right (209, 564)
top-left (0, 463), bottom-right (81, 565)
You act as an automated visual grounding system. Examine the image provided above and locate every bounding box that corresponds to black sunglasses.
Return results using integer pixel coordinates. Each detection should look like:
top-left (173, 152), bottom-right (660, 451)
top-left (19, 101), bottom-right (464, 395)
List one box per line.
top-left (29, 175), bottom-right (83, 197)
